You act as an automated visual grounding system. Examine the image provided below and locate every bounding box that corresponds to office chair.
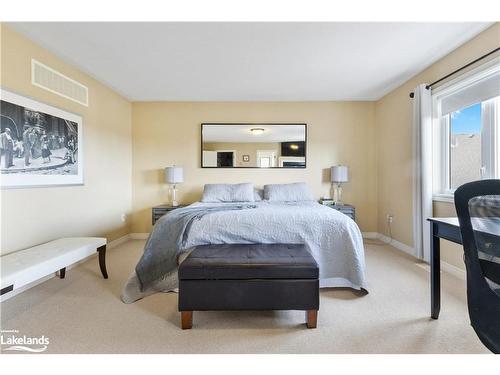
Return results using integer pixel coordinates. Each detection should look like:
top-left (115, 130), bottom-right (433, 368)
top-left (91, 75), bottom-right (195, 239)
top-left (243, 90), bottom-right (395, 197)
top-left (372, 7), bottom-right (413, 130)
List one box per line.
top-left (455, 179), bottom-right (500, 353)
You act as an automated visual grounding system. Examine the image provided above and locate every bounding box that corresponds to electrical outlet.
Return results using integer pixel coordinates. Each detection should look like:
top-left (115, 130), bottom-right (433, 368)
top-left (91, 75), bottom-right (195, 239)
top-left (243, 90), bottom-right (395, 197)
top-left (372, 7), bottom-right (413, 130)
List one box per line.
top-left (121, 213), bottom-right (126, 223)
top-left (386, 214), bottom-right (394, 223)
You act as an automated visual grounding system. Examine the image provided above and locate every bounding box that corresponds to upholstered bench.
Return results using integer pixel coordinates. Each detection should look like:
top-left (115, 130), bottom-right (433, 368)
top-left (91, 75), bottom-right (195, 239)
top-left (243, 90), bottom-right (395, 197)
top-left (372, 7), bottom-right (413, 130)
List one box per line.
top-left (178, 243), bottom-right (319, 329)
top-left (1, 238), bottom-right (108, 299)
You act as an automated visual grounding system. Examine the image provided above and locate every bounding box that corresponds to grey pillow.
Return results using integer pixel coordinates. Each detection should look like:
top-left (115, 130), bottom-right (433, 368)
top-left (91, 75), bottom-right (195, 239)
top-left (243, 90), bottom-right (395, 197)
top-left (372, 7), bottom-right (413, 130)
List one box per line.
top-left (201, 183), bottom-right (255, 203)
top-left (263, 182), bottom-right (314, 202)
top-left (254, 188), bottom-right (264, 201)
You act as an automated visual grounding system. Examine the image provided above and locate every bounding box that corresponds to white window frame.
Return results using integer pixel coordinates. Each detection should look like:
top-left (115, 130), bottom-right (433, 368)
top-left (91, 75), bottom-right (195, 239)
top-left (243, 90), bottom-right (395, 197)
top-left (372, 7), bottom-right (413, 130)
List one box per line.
top-left (482, 98), bottom-right (498, 179)
top-left (432, 58), bottom-right (500, 202)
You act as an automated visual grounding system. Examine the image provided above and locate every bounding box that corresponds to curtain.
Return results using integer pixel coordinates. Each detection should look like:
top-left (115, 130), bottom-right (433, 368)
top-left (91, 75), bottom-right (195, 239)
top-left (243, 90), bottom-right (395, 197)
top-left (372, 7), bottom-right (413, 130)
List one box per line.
top-left (412, 84), bottom-right (433, 261)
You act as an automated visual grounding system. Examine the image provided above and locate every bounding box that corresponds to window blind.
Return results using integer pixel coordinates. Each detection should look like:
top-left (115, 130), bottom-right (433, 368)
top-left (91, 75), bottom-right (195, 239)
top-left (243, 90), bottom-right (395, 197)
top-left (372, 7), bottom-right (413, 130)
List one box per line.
top-left (440, 68), bottom-right (500, 115)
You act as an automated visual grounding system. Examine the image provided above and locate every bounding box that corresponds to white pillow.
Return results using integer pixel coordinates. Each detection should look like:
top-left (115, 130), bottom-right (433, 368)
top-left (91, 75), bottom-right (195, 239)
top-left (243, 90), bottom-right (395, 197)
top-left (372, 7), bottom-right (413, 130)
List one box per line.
top-left (263, 182), bottom-right (314, 202)
top-left (201, 183), bottom-right (255, 203)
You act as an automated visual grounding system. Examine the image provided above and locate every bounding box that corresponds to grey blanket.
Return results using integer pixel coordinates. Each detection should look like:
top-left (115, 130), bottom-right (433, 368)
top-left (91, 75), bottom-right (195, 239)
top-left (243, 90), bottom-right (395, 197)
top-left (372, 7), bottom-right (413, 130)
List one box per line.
top-left (135, 204), bottom-right (256, 291)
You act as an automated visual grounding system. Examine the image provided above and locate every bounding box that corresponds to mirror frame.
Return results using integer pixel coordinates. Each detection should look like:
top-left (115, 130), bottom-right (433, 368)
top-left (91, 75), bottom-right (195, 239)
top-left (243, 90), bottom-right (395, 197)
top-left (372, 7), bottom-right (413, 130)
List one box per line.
top-left (200, 123), bottom-right (307, 169)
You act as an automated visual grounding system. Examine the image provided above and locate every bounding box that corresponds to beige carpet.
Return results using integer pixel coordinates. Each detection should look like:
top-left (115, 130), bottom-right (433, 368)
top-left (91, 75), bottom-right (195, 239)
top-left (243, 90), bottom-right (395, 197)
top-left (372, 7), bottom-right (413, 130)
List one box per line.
top-left (0, 239), bottom-right (489, 354)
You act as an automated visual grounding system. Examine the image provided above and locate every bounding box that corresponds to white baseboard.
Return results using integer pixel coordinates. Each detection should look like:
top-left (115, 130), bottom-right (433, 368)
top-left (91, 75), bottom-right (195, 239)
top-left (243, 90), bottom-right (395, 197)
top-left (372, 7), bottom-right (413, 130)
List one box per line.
top-left (129, 233), bottom-right (149, 240)
top-left (108, 234), bottom-right (130, 249)
top-left (376, 233), bottom-right (416, 257)
top-left (440, 260), bottom-right (466, 280)
top-left (415, 261), bottom-right (466, 281)
top-left (363, 231), bottom-right (416, 256)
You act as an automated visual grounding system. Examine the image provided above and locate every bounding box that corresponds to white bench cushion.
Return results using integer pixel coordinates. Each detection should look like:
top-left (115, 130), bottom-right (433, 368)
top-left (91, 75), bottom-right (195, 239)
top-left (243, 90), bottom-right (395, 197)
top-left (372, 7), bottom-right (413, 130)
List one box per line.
top-left (1, 237), bottom-right (106, 290)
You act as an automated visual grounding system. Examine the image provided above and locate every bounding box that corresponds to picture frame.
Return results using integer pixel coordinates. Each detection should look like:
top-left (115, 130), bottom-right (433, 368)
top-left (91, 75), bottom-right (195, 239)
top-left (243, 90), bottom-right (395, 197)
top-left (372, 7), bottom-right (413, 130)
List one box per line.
top-left (0, 88), bottom-right (84, 188)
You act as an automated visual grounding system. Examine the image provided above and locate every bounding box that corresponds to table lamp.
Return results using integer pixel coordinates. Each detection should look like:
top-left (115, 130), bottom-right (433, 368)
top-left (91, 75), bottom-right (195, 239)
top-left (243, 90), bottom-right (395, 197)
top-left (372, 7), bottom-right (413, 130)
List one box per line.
top-left (331, 165), bottom-right (349, 205)
top-left (165, 166), bottom-right (184, 206)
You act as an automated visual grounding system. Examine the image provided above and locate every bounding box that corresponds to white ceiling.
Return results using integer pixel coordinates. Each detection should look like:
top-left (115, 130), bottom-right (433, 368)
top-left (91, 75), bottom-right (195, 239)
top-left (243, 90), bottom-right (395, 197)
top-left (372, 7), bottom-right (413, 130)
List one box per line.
top-left (8, 22), bottom-right (493, 101)
top-left (202, 124), bottom-right (305, 143)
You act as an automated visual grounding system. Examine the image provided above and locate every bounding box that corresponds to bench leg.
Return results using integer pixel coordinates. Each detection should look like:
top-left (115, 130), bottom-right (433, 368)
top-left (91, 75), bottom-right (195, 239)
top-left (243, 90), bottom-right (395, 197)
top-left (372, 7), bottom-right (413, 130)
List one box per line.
top-left (97, 245), bottom-right (108, 279)
top-left (306, 310), bottom-right (318, 329)
top-left (181, 311), bottom-right (193, 330)
top-left (59, 267), bottom-right (66, 279)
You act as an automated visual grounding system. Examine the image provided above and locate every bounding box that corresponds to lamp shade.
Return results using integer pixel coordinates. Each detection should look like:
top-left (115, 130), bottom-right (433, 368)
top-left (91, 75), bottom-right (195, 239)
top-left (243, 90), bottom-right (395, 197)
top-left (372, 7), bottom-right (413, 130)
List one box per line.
top-left (165, 166), bottom-right (184, 184)
top-left (331, 165), bottom-right (349, 183)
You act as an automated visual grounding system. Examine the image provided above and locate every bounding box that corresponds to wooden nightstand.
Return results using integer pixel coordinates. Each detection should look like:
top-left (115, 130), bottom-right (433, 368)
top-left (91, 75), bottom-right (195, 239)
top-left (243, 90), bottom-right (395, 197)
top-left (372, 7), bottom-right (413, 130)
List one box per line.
top-left (323, 203), bottom-right (355, 221)
top-left (152, 204), bottom-right (187, 225)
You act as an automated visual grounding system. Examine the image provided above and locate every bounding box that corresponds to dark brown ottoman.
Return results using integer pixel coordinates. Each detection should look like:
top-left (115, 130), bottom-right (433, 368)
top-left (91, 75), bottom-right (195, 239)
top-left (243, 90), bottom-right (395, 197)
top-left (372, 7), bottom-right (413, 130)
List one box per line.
top-left (178, 243), bottom-right (319, 329)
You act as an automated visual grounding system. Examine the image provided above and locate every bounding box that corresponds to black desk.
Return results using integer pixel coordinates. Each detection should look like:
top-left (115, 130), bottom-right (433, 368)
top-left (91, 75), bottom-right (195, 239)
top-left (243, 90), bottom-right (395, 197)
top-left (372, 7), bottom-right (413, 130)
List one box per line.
top-left (427, 217), bottom-right (462, 320)
top-left (428, 217), bottom-right (500, 319)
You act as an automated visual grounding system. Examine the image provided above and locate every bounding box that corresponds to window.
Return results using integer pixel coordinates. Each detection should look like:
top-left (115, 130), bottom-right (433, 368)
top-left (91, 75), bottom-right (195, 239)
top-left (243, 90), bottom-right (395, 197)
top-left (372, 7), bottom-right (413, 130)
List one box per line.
top-left (432, 58), bottom-right (500, 200)
top-left (449, 102), bottom-right (482, 189)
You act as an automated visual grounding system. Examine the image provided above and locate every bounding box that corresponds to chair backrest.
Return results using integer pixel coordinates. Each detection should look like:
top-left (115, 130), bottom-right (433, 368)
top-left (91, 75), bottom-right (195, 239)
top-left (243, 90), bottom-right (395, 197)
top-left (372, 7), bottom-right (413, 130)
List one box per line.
top-left (454, 179), bottom-right (500, 353)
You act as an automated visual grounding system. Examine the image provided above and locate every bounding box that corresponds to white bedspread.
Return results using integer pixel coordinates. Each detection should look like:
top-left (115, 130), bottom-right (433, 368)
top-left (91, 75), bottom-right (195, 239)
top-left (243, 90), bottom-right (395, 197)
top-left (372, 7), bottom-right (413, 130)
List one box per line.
top-left (184, 201), bottom-right (365, 288)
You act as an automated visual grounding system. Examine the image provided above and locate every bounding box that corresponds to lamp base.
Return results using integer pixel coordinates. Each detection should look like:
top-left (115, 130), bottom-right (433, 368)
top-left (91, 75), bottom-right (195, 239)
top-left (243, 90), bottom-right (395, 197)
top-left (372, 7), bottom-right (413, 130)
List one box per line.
top-left (171, 184), bottom-right (179, 207)
top-left (333, 183), bottom-right (343, 205)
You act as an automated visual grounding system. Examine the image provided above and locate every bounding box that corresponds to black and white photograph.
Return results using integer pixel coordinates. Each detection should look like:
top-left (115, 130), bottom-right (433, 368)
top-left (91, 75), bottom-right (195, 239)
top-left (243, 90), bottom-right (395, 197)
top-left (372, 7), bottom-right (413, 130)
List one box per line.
top-left (0, 89), bottom-right (83, 188)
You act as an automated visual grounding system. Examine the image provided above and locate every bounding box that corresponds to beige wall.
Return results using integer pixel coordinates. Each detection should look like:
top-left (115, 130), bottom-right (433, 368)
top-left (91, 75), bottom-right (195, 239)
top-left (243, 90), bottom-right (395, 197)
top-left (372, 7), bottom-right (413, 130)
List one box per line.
top-left (375, 23), bottom-right (500, 268)
top-left (131, 102), bottom-right (377, 233)
top-left (203, 142), bottom-right (281, 167)
top-left (0, 25), bottom-right (132, 255)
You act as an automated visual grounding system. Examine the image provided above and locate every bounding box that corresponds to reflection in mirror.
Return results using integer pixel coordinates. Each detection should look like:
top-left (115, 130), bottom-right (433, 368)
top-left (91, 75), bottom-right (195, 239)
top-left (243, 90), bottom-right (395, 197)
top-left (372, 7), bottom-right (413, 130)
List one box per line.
top-left (201, 124), bottom-right (306, 168)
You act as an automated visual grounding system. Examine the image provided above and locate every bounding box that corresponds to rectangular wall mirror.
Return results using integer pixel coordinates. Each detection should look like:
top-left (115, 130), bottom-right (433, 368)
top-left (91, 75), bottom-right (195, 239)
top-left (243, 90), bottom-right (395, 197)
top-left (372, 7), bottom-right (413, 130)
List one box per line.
top-left (201, 123), bottom-right (307, 168)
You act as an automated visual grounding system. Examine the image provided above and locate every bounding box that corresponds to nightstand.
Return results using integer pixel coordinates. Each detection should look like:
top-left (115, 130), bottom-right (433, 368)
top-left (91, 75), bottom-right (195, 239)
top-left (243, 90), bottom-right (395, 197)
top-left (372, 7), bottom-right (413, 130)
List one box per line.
top-left (152, 204), bottom-right (187, 225)
top-left (323, 203), bottom-right (355, 221)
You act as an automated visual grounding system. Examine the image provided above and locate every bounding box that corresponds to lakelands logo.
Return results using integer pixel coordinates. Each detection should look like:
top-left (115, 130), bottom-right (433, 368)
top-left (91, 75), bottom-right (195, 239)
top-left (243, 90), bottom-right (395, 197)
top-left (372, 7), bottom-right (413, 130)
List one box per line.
top-left (1, 329), bottom-right (49, 353)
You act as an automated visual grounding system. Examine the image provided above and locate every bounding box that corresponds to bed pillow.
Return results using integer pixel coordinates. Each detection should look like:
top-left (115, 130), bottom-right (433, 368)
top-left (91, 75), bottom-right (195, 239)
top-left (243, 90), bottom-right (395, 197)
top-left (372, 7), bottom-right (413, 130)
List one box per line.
top-left (201, 183), bottom-right (255, 203)
top-left (264, 182), bottom-right (314, 202)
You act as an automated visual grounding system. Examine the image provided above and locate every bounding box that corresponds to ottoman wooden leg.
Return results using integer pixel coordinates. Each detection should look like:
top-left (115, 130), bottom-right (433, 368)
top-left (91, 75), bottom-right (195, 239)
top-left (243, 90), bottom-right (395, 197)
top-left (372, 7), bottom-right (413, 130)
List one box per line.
top-left (306, 310), bottom-right (318, 329)
top-left (181, 311), bottom-right (193, 330)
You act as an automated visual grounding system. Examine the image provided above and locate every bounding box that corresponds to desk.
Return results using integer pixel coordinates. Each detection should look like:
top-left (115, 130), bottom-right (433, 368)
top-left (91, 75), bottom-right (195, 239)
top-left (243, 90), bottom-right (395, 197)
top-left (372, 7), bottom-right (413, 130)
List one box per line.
top-left (428, 217), bottom-right (500, 319)
top-left (427, 218), bottom-right (462, 320)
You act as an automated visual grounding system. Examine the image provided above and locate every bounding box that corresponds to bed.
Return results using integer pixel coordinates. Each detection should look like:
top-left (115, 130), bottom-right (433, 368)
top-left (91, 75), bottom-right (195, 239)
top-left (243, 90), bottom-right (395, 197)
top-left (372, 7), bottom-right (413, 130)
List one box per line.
top-left (122, 198), bottom-right (366, 303)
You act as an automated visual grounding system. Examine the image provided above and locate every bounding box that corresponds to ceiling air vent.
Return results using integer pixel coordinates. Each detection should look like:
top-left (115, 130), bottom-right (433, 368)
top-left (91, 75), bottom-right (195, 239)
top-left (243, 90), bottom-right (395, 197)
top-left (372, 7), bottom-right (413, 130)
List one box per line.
top-left (31, 59), bottom-right (88, 106)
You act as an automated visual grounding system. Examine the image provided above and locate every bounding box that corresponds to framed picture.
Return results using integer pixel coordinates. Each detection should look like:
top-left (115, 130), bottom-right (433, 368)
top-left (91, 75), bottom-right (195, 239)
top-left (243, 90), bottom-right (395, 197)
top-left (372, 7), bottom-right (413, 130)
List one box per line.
top-left (0, 89), bottom-right (83, 188)
top-left (242, 154), bottom-right (250, 162)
